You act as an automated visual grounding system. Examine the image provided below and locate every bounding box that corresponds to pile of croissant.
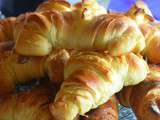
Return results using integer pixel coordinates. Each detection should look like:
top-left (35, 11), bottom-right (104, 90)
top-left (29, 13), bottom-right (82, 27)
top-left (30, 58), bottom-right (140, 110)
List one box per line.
top-left (0, 0), bottom-right (159, 120)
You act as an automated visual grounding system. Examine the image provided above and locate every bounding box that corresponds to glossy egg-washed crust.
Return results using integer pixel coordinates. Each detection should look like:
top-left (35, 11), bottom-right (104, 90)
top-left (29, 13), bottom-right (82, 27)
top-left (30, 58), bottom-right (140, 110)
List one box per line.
top-left (14, 2), bottom-right (145, 56)
top-left (50, 51), bottom-right (148, 120)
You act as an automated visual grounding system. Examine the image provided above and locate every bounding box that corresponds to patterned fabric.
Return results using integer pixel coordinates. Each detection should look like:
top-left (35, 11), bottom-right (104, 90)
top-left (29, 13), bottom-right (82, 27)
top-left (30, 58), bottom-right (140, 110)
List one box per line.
top-left (119, 105), bottom-right (137, 120)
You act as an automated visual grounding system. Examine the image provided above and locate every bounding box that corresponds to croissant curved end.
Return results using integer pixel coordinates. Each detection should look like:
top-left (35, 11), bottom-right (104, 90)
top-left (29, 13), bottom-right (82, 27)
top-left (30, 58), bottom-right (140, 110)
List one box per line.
top-left (49, 101), bottom-right (79, 120)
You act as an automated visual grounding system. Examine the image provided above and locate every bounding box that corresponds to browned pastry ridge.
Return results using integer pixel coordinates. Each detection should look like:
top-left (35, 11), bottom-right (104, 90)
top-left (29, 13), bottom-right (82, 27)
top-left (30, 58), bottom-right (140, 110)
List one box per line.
top-left (117, 64), bottom-right (160, 120)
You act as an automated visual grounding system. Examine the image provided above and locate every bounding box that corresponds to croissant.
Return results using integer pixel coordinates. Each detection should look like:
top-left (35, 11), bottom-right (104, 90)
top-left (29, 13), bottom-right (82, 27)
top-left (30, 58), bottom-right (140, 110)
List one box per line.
top-left (37, 0), bottom-right (107, 17)
top-left (73, 0), bottom-right (106, 17)
top-left (0, 17), bottom-right (16, 42)
top-left (117, 64), bottom-right (160, 120)
top-left (14, 3), bottom-right (145, 56)
top-left (0, 49), bottom-right (70, 95)
top-left (50, 51), bottom-right (148, 120)
top-left (0, 83), bottom-right (119, 120)
top-left (0, 1), bottom-right (71, 53)
top-left (0, 51), bottom-right (46, 95)
top-left (0, 17), bottom-right (16, 51)
top-left (140, 22), bottom-right (160, 64)
top-left (36, 0), bottom-right (72, 12)
top-left (125, 0), bottom-right (153, 25)
top-left (125, 0), bottom-right (160, 64)
top-left (0, 85), bottom-right (54, 120)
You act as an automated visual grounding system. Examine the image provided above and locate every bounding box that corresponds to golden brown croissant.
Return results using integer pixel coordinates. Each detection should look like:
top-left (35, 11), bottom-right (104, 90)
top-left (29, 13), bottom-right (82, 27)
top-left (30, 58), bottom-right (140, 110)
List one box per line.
top-left (125, 0), bottom-right (160, 64)
top-left (1, 0), bottom-right (106, 52)
top-left (50, 51), bottom-right (148, 120)
top-left (0, 83), bottom-right (119, 120)
top-left (0, 17), bottom-right (16, 51)
top-left (0, 50), bottom-right (119, 120)
top-left (117, 64), bottom-right (160, 120)
top-left (37, 0), bottom-right (107, 17)
top-left (0, 85), bottom-right (54, 120)
top-left (0, 1), bottom-right (71, 52)
top-left (0, 49), bottom-right (70, 95)
top-left (36, 0), bottom-right (72, 12)
top-left (1, 0), bottom-right (105, 51)
top-left (0, 17), bottom-right (16, 42)
top-left (73, 0), bottom-right (106, 18)
top-left (140, 23), bottom-right (160, 64)
top-left (125, 0), bottom-right (153, 25)
top-left (0, 51), bottom-right (46, 95)
top-left (14, 4), bottom-right (145, 56)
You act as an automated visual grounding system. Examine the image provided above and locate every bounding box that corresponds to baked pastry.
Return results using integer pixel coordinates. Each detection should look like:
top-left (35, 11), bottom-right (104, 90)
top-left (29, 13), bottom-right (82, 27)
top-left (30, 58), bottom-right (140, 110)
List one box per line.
top-left (0, 49), bottom-right (69, 95)
top-left (117, 64), bottom-right (160, 120)
top-left (0, 51), bottom-right (46, 95)
top-left (0, 17), bottom-right (16, 51)
top-left (140, 22), bottom-right (160, 64)
top-left (125, 0), bottom-right (160, 64)
top-left (125, 0), bottom-right (153, 25)
top-left (50, 51), bottom-right (148, 120)
top-left (36, 0), bottom-right (72, 12)
top-left (73, 0), bottom-right (106, 18)
top-left (14, 6), bottom-right (145, 56)
top-left (0, 84), bottom-right (119, 120)
top-left (0, 17), bottom-right (16, 42)
top-left (0, 85), bottom-right (54, 120)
